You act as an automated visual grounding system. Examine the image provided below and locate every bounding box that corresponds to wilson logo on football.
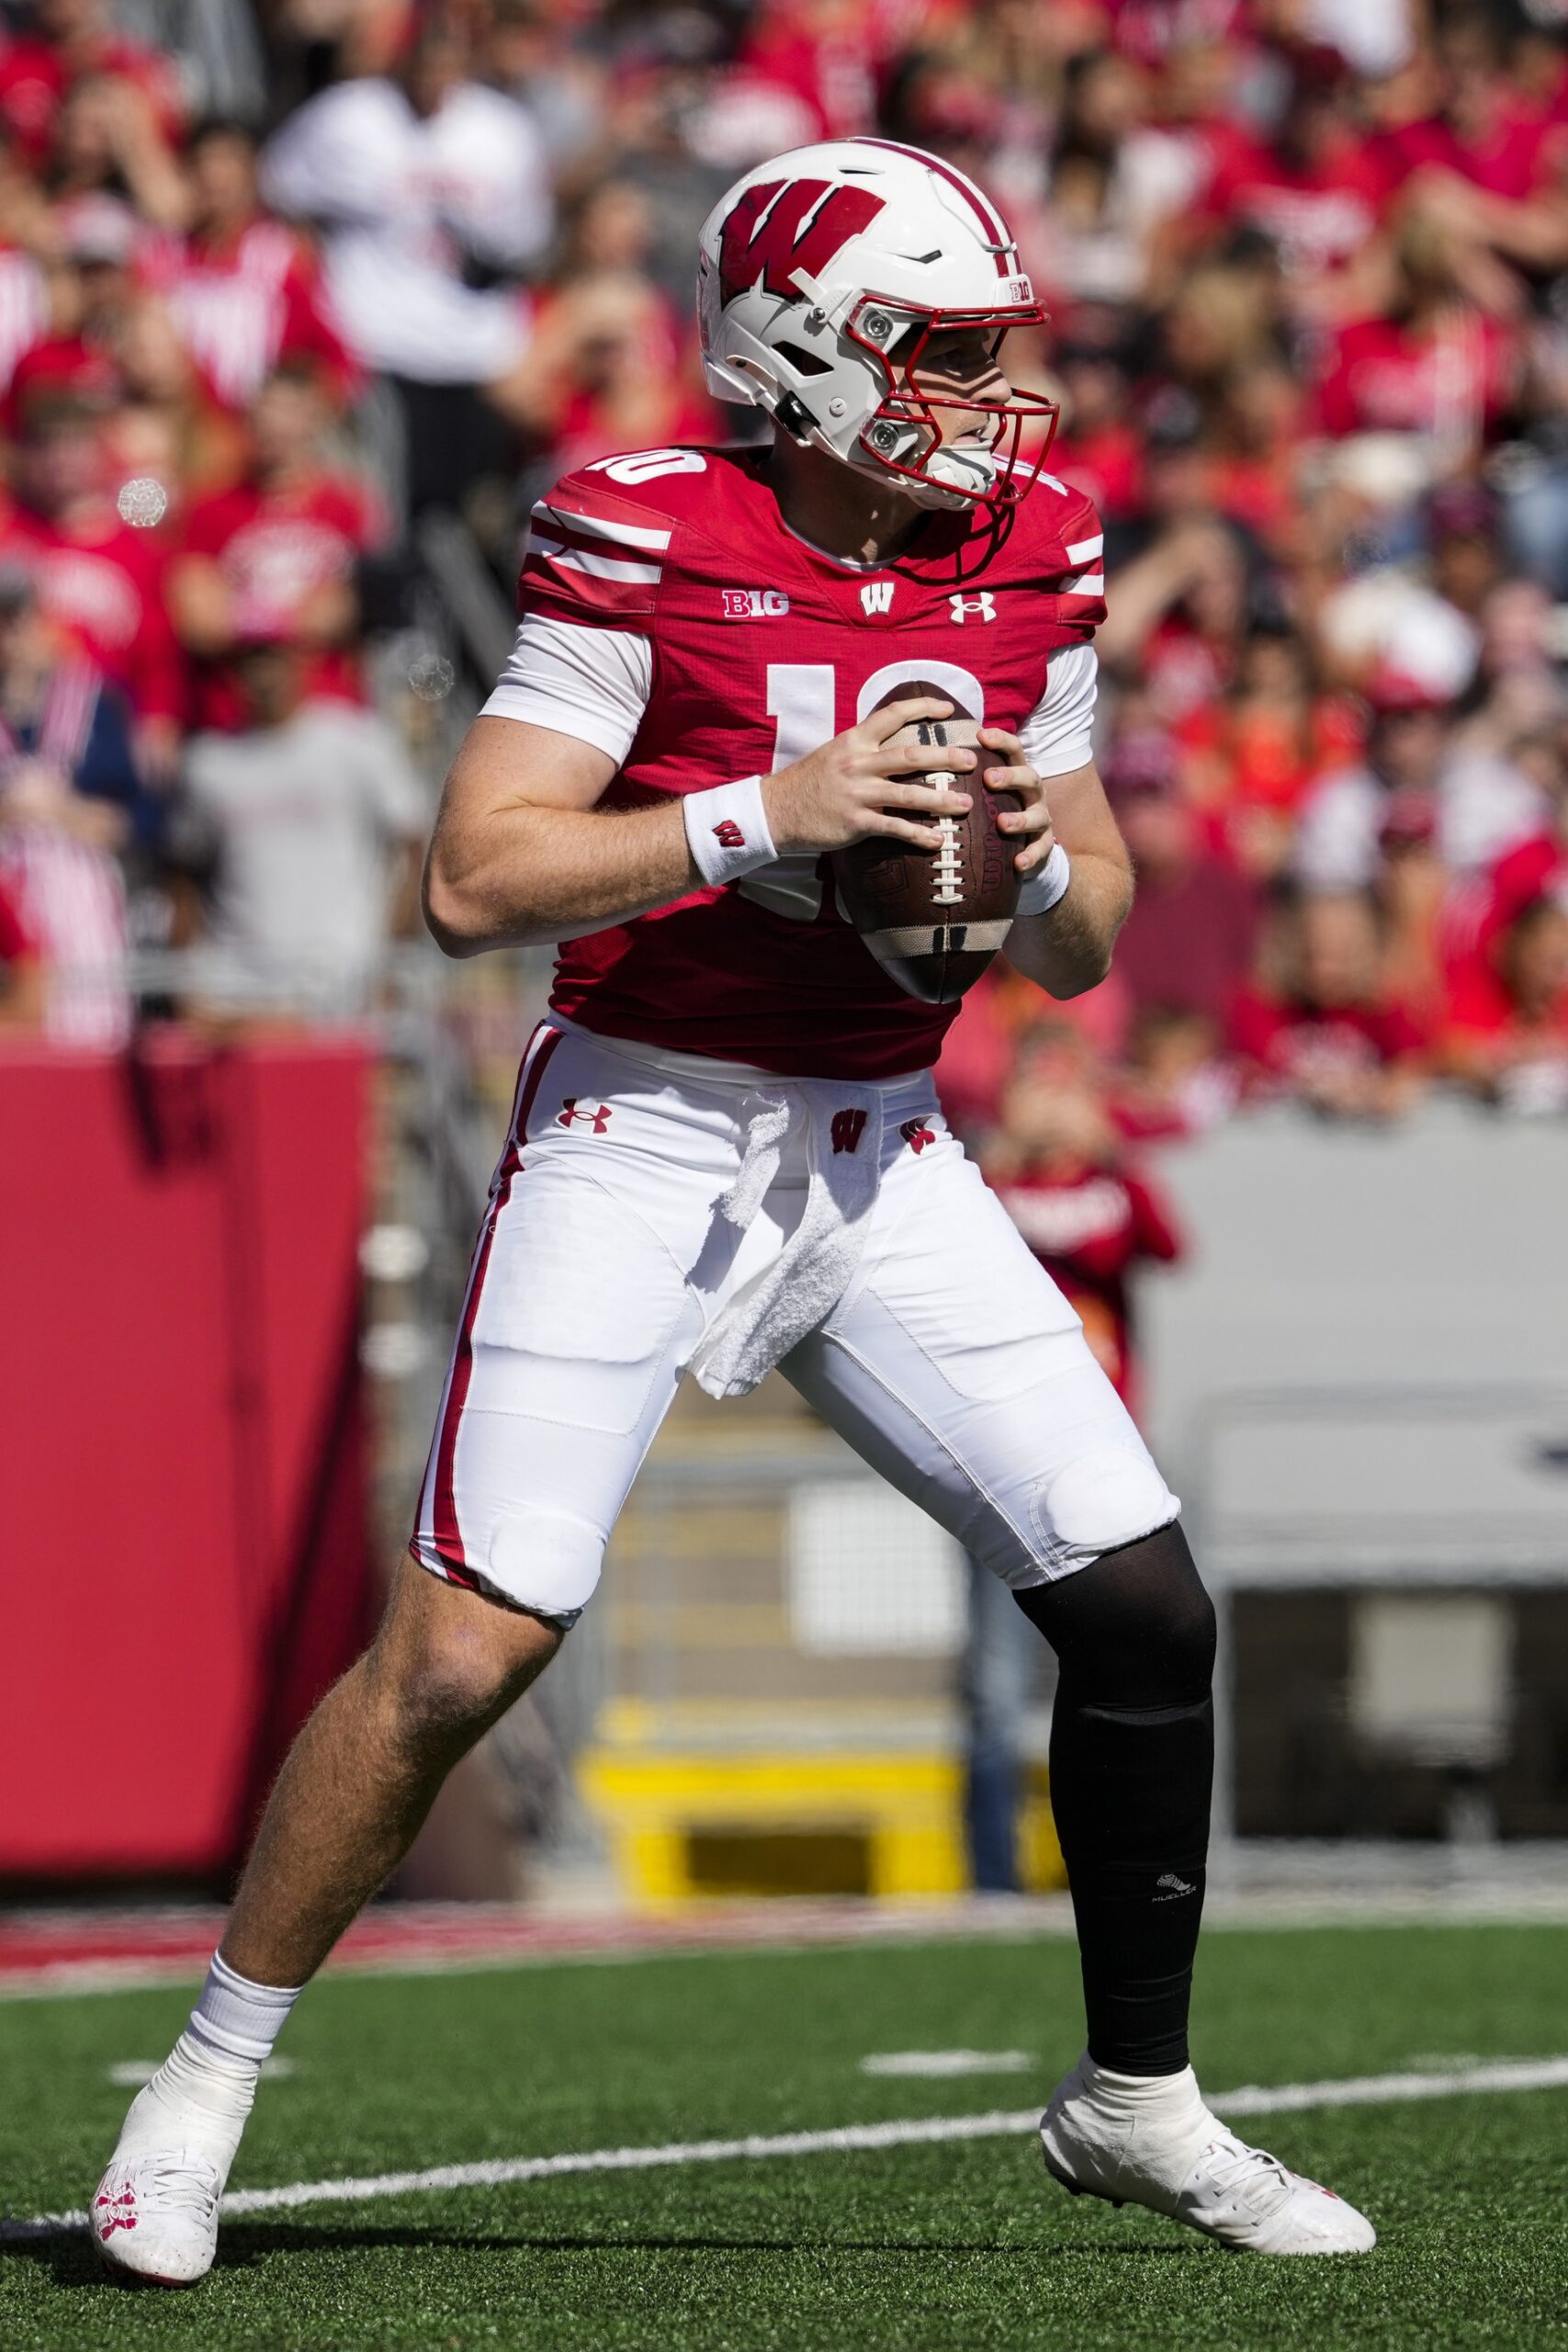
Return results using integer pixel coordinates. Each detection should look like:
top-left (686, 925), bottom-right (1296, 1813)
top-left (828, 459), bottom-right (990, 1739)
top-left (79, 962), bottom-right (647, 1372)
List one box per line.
top-left (949, 593), bottom-right (997, 624)
top-left (717, 178), bottom-right (886, 304)
top-left (557, 1099), bottom-right (614, 1135)
top-left (722, 589), bottom-right (789, 618)
top-left (860, 582), bottom-right (895, 616)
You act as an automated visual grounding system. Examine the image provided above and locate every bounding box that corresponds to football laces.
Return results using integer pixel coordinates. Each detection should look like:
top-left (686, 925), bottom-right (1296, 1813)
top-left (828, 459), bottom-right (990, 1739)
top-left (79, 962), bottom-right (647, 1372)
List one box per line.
top-left (931, 795), bottom-right (964, 906)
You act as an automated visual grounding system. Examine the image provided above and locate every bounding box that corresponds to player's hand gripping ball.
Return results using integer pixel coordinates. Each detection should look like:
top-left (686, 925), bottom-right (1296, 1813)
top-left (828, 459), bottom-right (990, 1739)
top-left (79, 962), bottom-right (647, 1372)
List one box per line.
top-left (832, 684), bottom-right (1024, 1003)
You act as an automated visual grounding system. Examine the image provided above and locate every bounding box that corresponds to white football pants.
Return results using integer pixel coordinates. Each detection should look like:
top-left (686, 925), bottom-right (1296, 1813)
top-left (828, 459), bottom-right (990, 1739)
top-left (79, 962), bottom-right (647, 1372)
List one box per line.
top-left (412, 1019), bottom-right (1179, 1623)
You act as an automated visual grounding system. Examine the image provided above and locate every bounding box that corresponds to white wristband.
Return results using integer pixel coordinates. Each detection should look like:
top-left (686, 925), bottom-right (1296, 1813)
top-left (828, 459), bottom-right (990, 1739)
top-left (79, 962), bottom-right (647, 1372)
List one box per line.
top-left (682, 775), bottom-right (777, 886)
top-left (1016, 842), bottom-right (1071, 918)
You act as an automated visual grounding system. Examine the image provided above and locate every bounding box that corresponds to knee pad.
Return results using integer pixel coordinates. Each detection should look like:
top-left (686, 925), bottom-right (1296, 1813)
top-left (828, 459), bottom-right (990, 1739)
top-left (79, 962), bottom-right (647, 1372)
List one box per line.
top-left (1032, 1444), bottom-right (1179, 1571)
top-left (481, 1506), bottom-right (606, 1622)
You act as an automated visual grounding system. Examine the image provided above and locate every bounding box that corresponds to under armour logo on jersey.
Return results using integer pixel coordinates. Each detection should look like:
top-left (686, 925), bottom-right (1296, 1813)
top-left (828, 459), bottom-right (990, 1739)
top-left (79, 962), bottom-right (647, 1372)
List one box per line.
top-left (557, 1098), bottom-right (614, 1135)
top-left (830, 1108), bottom-right (868, 1155)
top-left (899, 1118), bottom-right (936, 1154)
top-left (712, 819), bottom-right (747, 849)
top-left (721, 588), bottom-right (789, 618)
top-left (860, 581), bottom-right (895, 616)
top-left (949, 593), bottom-right (997, 624)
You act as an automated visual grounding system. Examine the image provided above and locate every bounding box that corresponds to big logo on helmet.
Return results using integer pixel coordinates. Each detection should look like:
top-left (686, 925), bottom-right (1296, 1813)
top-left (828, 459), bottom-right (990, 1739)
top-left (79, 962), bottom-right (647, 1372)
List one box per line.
top-left (719, 178), bottom-right (886, 306)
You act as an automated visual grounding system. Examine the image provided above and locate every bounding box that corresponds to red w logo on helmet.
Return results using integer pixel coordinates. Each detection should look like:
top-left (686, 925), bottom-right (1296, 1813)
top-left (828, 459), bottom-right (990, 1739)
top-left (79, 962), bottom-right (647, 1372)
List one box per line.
top-left (718, 179), bottom-right (885, 306)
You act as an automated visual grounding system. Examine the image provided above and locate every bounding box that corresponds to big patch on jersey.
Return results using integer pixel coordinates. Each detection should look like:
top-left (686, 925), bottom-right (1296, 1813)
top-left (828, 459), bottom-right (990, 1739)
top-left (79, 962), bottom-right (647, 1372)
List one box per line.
top-left (832, 683), bottom-right (1021, 1004)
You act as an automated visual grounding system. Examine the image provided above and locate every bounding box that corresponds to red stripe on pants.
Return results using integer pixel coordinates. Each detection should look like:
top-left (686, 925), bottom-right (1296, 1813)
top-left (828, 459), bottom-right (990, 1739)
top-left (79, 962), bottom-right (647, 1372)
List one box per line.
top-left (431, 1025), bottom-right (563, 1576)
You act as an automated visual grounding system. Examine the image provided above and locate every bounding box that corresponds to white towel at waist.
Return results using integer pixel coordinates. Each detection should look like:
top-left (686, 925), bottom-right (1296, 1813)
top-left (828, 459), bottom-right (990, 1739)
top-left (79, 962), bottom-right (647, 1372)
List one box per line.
top-left (687, 1079), bottom-right (883, 1399)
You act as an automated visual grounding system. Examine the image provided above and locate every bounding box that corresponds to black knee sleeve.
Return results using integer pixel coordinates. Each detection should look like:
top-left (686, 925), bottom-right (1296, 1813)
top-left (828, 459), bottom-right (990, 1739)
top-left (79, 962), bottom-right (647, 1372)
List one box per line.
top-left (1015, 1522), bottom-right (1216, 2075)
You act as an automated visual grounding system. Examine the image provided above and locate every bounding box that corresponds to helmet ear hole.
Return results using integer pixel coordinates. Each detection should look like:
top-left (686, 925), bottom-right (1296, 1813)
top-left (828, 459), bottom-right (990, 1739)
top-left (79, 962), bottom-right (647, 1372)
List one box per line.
top-left (773, 339), bottom-right (834, 378)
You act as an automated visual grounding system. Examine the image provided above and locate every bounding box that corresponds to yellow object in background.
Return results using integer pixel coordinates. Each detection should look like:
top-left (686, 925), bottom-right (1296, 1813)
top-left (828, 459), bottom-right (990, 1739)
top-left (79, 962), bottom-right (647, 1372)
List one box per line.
top-left (579, 1746), bottom-right (1066, 1906)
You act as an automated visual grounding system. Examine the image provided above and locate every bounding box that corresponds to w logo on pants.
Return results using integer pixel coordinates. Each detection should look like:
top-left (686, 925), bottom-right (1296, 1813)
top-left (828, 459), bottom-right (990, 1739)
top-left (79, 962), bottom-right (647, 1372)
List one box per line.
top-left (830, 1109), bottom-right (867, 1155)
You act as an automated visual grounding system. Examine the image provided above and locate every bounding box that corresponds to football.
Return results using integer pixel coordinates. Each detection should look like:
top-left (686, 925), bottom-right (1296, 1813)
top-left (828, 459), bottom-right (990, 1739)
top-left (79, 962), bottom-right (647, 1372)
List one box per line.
top-left (832, 684), bottom-right (1023, 1003)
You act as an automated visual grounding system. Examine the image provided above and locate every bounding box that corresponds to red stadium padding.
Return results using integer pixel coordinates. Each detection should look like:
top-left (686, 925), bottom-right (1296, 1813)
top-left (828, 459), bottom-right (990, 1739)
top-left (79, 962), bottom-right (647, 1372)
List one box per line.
top-left (0, 1032), bottom-right (376, 1883)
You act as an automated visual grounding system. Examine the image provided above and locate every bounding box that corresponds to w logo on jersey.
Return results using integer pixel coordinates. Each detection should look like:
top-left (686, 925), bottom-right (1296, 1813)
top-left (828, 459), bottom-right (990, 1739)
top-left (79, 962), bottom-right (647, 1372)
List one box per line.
top-left (860, 582), bottom-right (895, 616)
top-left (718, 179), bottom-right (886, 305)
top-left (949, 593), bottom-right (997, 624)
top-left (830, 1108), bottom-right (868, 1155)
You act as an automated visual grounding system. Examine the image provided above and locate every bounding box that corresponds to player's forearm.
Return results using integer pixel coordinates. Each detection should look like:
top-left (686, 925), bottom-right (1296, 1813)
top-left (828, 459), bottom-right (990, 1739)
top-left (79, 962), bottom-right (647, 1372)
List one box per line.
top-left (1004, 848), bottom-right (1134, 998)
top-left (423, 797), bottom-right (700, 956)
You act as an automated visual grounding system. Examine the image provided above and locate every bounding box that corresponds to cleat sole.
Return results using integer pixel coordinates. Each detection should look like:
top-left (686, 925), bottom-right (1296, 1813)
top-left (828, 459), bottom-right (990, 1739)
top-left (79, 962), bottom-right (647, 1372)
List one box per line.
top-left (1043, 2151), bottom-right (1124, 2211)
top-left (96, 2246), bottom-right (203, 2291)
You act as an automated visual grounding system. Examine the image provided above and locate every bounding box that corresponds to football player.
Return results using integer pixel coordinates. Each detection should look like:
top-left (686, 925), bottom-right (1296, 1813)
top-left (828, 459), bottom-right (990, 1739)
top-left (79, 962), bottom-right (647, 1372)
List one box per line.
top-left (92, 140), bottom-right (1373, 2280)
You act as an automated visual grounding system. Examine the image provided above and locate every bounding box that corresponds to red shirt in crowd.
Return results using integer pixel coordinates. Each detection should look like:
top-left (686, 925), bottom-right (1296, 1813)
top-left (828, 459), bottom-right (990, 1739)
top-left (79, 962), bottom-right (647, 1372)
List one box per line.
top-left (1483, 833), bottom-right (1567, 934)
top-left (180, 469), bottom-right (385, 730)
top-left (987, 1159), bottom-right (1184, 1413)
top-left (0, 864), bottom-right (34, 965)
top-left (1201, 134), bottom-right (1393, 278)
top-left (1230, 989), bottom-right (1430, 1089)
top-left (1375, 107), bottom-right (1559, 203)
top-left (1314, 310), bottom-right (1517, 439)
top-left (0, 33), bottom-right (184, 165)
top-left (1440, 957), bottom-right (1568, 1069)
top-left (1052, 423), bottom-right (1145, 526)
top-left (0, 496), bottom-right (182, 722)
top-left (1112, 854), bottom-right (1260, 1026)
top-left (143, 221), bottom-right (361, 413)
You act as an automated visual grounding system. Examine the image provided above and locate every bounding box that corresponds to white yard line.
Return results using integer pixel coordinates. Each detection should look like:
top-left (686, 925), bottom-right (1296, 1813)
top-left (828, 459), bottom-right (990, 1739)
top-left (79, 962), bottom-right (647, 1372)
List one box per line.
top-left (860, 2051), bottom-right (1035, 2077)
top-left (6, 2055), bottom-right (1568, 2244)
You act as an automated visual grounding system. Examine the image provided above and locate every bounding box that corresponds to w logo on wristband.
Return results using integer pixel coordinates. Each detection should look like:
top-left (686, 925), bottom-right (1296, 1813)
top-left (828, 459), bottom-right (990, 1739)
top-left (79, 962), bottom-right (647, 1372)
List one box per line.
top-left (712, 820), bottom-right (747, 849)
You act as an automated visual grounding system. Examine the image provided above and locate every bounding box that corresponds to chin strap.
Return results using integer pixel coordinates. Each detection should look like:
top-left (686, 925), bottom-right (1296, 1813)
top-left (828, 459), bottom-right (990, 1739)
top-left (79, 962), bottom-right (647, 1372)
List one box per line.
top-left (773, 390), bottom-right (818, 447)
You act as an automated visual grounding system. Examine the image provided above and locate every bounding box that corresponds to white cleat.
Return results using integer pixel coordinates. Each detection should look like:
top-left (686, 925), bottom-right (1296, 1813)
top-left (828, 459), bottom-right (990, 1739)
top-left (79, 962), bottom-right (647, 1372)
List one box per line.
top-left (92, 2149), bottom-right (223, 2286)
top-left (1042, 2054), bottom-right (1377, 2256)
top-left (90, 2042), bottom-right (254, 2288)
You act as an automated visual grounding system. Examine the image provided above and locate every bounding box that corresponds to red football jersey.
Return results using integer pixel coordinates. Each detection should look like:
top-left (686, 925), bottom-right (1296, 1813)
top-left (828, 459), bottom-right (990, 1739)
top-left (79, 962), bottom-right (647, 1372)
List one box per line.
top-left (0, 498), bottom-right (183, 722)
top-left (522, 444), bottom-right (1107, 1080)
top-left (986, 1159), bottom-right (1183, 1409)
top-left (182, 470), bottom-right (385, 729)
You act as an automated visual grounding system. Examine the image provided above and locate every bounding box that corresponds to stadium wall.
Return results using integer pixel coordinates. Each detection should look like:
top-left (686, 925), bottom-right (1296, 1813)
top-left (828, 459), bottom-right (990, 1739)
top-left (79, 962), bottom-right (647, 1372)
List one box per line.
top-left (0, 1035), bottom-right (377, 1885)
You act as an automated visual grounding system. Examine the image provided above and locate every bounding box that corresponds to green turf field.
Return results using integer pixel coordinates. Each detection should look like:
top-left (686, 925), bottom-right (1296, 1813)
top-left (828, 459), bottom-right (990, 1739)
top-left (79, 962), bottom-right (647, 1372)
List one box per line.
top-left (3, 1921), bottom-right (1567, 2350)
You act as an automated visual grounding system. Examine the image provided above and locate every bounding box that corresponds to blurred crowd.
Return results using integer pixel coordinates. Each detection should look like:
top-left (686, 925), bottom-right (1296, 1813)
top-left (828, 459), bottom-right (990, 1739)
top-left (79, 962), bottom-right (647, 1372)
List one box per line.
top-left (0, 0), bottom-right (1560, 1156)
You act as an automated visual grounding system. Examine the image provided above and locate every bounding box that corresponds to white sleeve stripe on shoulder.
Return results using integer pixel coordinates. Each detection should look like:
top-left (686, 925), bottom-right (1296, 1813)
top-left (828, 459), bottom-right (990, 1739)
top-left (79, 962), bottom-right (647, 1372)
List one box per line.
top-left (1060, 572), bottom-right (1105, 597)
top-left (527, 536), bottom-right (663, 585)
top-left (1035, 472), bottom-right (1069, 495)
top-left (1065, 535), bottom-right (1103, 563)
top-left (531, 500), bottom-right (671, 553)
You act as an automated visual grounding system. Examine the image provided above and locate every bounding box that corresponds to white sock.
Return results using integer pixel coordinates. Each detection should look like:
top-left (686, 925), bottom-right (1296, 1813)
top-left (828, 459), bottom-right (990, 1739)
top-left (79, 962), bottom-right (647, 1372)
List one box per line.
top-left (187, 1951), bottom-right (301, 2067)
top-left (114, 1953), bottom-right (302, 2168)
top-left (1080, 2058), bottom-right (1205, 2117)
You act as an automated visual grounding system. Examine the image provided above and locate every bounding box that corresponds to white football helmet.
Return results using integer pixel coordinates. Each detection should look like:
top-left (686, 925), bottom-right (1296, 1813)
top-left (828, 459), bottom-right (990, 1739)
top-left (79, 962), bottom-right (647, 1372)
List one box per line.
top-left (697, 137), bottom-right (1057, 512)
